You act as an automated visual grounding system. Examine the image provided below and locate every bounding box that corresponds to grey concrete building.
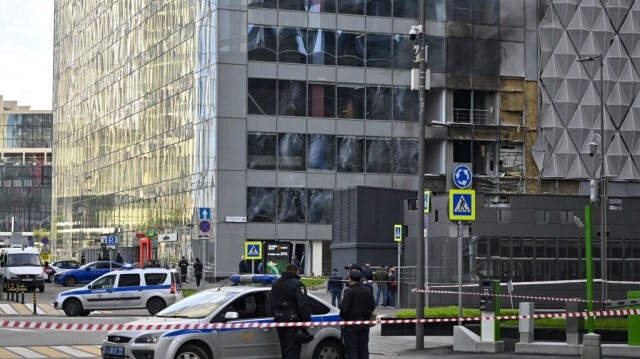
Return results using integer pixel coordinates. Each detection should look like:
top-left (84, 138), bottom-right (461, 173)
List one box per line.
top-left (51, 1), bottom-right (640, 278)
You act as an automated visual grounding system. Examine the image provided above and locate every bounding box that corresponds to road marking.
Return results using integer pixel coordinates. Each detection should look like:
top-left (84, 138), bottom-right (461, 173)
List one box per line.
top-left (38, 304), bottom-right (60, 315)
top-left (30, 346), bottom-right (69, 358)
top-left (52, 345), bottom-right (95, 357)
top-left (11, 304), bottom-right (31, 315)
top-left (0, 347), bottom-right (20, 358)
top-left (0, 304), bottom-right (18, 315)
top-left (73, 345), bottom-right (102, 355)
top-left (5, 347), bottom-right (47, 358)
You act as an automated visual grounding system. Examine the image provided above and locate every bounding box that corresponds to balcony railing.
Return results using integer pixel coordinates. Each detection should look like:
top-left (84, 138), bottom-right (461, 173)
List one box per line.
top-left (452, 108), bottom-right (495, 125)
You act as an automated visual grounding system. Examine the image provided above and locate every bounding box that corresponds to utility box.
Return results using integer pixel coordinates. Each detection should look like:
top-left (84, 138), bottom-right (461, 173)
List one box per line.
top-left (480, 279), bottom-right (501, 342)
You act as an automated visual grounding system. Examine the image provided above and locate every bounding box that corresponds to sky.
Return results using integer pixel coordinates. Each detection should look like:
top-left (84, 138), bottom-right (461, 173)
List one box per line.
top-left (0, 0), bottom-right (54, 110)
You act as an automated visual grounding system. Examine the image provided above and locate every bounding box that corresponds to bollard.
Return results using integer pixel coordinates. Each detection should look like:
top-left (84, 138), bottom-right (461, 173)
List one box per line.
top-left (32, 294), bottom-right (37, 315)
top-left (6, 283), bottom-right (9, 301)
top-left (518, 302), bottom-right (534, 344)
top-left (581, 333), bottom-right (602, 359)
top-left (565, 300), bottom-right (581, 345)
top-left (21, 285), bottom-right (25, 304)
top-left (10, 283), bottom-right (14, 302)
top-left (15, 284), bottom-right (20, 303)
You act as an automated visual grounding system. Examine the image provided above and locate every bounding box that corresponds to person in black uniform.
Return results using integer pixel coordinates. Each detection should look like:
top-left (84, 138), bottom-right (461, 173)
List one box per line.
top-left (339, 270), bottom-right (376, 359)
top-left (271, 263), bottom-right (311, 359)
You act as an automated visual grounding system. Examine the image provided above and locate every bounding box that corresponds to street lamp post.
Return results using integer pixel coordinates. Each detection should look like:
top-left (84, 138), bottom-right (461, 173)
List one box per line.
top-left (577, 54), bottom-right (607, 303)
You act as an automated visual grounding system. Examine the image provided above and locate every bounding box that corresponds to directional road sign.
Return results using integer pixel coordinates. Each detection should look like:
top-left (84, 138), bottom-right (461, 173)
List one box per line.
top-left (394, 224), bottom-right (403, 242)
top-left (449, 189), bottom-right (475, 221)
top-left (106, 235), bottom-right (117, 246)
top-left (245, 241), bottom-right (263, 260)
top-left (424, 191), bottom-right (431, 213)
top-left (199, 207), bottom-right (211, 220)
top-left (453, 164), bottom-right (472, 189)
top-left (199, 220), bottom-right (211, 233)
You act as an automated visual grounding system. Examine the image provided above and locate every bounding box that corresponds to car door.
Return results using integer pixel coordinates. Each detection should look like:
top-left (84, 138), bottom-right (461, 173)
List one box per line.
top-left (114, 273), bottom-right (143, 308)
top-left (77, 263), bottom-right (98, 283)
top-left (84, 274), bottom-right (117, 309)
top-left (216, 292), bottom-right (280, 359)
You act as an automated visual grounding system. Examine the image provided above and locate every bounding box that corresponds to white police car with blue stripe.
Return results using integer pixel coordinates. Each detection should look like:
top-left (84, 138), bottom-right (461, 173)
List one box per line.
top-left (101, 275), bottom-right (344, 359)
top-left (54, 267), bottom-right (182, 316)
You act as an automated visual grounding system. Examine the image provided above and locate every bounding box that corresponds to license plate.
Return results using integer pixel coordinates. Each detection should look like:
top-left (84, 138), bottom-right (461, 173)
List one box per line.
top-left (22, 278), bottom-right (33, 281)
top-left (105, 346), bottom-right (124, 356)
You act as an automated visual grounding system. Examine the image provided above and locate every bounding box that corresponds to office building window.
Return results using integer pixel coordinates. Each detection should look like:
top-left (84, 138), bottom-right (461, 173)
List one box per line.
top-left (308, 29), bottom-right (336, 65)
top-left (337, 0), bottom-right (365, 14)
top-left (366, 0), bottom-right (391, 17)
top-left (248, 78), bottom-right (277, 115)
top-left (426, 36), bottom-right (446, 72)
top-left (337, 85), bottom-right (365, 119)
top-left (392, 35), bottom-right (414, 70)
top-left (393, 0), bottom-right (419, 18)
top-left (308, 189), bottom-right (333, 224)
top-left (498, 209), bottom-right (511, 222)
top-left (308, 83), bottom-right (336, 118)
top-left (366, 33), bottom-right (392, 68)
top-left (308, 134), bottom-right (336, 171)
top-left (393, 86), bottom-right (419, 121)
top-left (337, 31), bottom-right (365, 67)
top-left (560, 210), bottom-right (574, 224)
top-left (247, 187), bottom-right (277, 222)
top-left (308, 0), bottom-right (336, 12)
top-left (337, 136), bottom-right (364, 172)
top-left (280, 0), bottom-right (306, 10)
top-left (393, 139), bottom-right (419, 174)
top-left (366, 137), bottom-right (393, 173)
top-left (278, 80), bottom-right (307, 116)
top-left (249, 0), bottom-right (277, 8)
top-left (278, 133), bottom-right (306, 171)
top-left (248, 25), bottom-right (278, 62)
top-left (366, 86), bottom-right (392, 120)
top-left (278, 188), bottom-right (307, 223)
top-left (535, 210), bottom-right (548, 223)
top-left (278, 28), bottom-right (308, 63)
top-left (248, 133), bottom-right (277, 170)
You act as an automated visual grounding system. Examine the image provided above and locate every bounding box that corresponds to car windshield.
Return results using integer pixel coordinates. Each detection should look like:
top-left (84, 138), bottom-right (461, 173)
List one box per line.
top-left (156, 291), bottom-right (236, 319)
top-left (7, 253), bottom-right (41, 266)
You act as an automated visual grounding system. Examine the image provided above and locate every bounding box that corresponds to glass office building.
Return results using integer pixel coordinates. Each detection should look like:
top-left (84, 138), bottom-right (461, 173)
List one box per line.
top-left (0, 96), bottom-right (52, 245)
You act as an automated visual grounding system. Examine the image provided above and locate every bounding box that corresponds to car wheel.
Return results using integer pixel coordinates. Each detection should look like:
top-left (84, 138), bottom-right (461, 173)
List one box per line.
top-left (146, 298), bottom-right (166, 315)
top-left (64, 276), bottom-right (77, 287)
top-left (79, 310), bottom-right (91, 316)
top-left (48, 274), bottom-right (55, 282)
top-left (38, 286), bottom-right (45, 293)
top-left (312, 339), bottom-right (343, 359)
top-left (175, 344), bottom-right (209, 359)
top-left (63, 299), bottom-right (83, 316)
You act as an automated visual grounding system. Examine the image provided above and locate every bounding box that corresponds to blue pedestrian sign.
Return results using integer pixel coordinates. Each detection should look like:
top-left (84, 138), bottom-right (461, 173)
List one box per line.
top-left (449, 189), bottom-right (475, 221)
top-left (199, 207), bottom-right (211, 220)
top-left (245, 241), bottom-right (263, 260)
top-left (453, 164), bottom-right (472, 189)
top-left (394, 224), bottom-right (403, 242)
top-left (106, 235), bottom-right (117, 246)
top-left (424, 191), bottom-right (430, 213)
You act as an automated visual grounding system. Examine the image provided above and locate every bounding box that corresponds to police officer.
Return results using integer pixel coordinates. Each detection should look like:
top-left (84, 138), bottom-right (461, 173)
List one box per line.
top-left (339, 270), bottom-right (376, 359)
top-left (271, 263), bottom-right (311, 359)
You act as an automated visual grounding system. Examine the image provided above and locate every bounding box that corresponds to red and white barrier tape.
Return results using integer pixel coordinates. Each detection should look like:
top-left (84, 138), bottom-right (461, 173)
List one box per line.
top-left (2, 309), bottom-right (639, 331)
top-left (414, 288), bottom-right (606, 303)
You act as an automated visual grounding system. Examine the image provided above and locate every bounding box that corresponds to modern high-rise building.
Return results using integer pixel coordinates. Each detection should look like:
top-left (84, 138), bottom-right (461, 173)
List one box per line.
top-left (0, 96), bottom-right (53, 246)
top-left (52, 1), bottom-right (640, 278)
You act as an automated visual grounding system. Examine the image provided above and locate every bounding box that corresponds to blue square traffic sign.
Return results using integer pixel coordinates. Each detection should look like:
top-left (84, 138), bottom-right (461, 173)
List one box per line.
top-left (199, 208), bottom-right (211, 220)
top-left (106, 235), bottom-right (117, 245)
top-left (449, 189), bottom-right (475, 221)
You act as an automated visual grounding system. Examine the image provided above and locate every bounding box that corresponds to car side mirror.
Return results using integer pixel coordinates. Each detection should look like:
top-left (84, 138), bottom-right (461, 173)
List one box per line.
top-left (87, 284), bottom-right (93, 289)
top-left (224, 312), bottom-right (239, 321)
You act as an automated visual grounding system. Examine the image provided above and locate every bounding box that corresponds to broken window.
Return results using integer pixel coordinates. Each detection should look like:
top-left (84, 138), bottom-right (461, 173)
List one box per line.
top-left (393, 86), bottom-right (419, 122)
top-left (366, 33), bottom-right (392, 68)
top-left (308, 0), bottom-right (336, 12)
top-left (247, 133), bottom-right (277, 170)
top-left (308, 189), bottom-right (333, 224)
top-left (452, 90), bottom-right (497, 124)
top-left (453, 141), bottom-right (472, 163)
top-left (278, 28), bottom-right (307, 64)
top-left (337, 31), bottom-right (365, 67)
top-left (248, 78), bottom-right (277, 115)
top-left (278, 80), bottom-right (306, 116)
top-left (308, 83), bottom-right (336, 118)
top-left (248, 25), bottom-right (278, 62)
top-left (337, 136), bottom-right (364, 172)
top-left (308, 134), bottom-right (336, 171)
top-left (278, 133), bottom-right (306, 171)
top-left (366, 86), bottom-right (392, 120)
top-left (308, 29), bottom-right (336, 65)
top-left (366, 137), bottom-right (393, 173)
top-left (247, 187), bottom-right (276, 222)
top-left (393, 139), bottom-right (419, 174)
top-left (337, 85), bottom-right (365, 119)
top-left (453, 90), bottom-right (472, 123)
top-left (278, 188), bottom-right (307, 223)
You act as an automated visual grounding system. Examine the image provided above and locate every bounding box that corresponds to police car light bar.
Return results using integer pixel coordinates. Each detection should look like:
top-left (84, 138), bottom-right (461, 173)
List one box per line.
top-left (229, 274), bottom-right (278, 285)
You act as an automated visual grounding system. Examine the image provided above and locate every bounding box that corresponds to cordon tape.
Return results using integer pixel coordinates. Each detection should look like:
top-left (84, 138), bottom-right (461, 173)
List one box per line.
top-left (1, 309), bottom-right (639, 331)
top-left (414, 288), bottom-right (607, 303)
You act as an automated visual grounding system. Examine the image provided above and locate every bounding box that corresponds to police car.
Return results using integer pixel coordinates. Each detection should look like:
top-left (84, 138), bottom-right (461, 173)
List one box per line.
top-left (101, 275), bottom-right (344, 359)
top-left (54, 267), bottom-right (182, 316)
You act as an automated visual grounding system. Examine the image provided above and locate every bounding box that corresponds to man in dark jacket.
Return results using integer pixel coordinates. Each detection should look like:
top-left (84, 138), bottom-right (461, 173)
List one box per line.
top-left (345, 263), bottom-right (373, 294)
top-left (178, 256), bottom-right (189, 283)
top-left (238, 255), bottom-right (250, 274)
top-left (271, 263), bottom-right (311, 359)
top-left (339, 270), bottom-right (376, 359)
top-left (327, 268), bottom-right (344, 307)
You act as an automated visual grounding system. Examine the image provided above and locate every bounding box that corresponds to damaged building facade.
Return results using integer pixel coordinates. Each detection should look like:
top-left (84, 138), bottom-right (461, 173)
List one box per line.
top-left (52, 0), bottom-right (640, 279)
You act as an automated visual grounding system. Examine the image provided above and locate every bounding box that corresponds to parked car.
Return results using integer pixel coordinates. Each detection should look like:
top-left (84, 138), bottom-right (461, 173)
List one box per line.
top-left (55, 267), bottom-right (182, 316)
top-left (54, 261), bottom-right (123, 286)
top-left (44, 260), bottom-right (83, 282)
top-left (101, 275), bottom-right (344, 359)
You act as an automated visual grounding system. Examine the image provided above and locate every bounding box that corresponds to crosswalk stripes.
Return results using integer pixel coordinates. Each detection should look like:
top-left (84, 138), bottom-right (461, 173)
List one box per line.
top-left (0, 303), bottom-right (111, 315)
top-left (0, 345), bottom-right (101, 358)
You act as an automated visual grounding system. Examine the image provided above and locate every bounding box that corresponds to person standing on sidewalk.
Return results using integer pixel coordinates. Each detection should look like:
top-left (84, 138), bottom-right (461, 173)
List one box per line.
top-left (178, 256), bottom-right (189, 283)
top-left (239, 255), bottom-right (250, 274)
top-left (327, 268), bottom-right (344, 307)
top-left (339, 270), bottom-right (375, 359)
top-left (193, 258), bottom-right (204, 287)
top-left (387, 267), bottom-right (397, 307)
top-left (272, 263), bottom-right (311, 359)
top-left (373, 265), bottom-right (388, 308)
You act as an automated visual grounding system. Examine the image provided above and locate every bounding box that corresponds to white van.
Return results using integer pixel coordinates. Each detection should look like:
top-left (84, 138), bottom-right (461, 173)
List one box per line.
top-left (0, 247), bottom-right (46, 292)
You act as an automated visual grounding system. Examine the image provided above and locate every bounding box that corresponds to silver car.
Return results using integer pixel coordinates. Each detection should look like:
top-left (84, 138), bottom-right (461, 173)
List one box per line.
top-left (101, 285), bottom-right (344, 359)
top-left (55, 268), bottom-right (182, 316)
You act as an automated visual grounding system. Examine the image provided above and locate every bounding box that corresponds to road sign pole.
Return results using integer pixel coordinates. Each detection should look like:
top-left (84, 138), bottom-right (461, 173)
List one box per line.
top-left (458, 220), bottom-right (463, 325)
top-left (397, 240), bottom-right (401, 308)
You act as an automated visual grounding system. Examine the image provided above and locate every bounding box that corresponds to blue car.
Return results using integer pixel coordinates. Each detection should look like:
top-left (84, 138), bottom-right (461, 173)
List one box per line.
top-left (54, 261), bottom-right (123, 287)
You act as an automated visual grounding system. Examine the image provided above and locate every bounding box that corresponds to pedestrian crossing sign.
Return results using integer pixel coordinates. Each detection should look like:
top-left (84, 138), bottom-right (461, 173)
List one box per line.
top-left (394, 224), bottom-right (403, 242)
top-left (245, 241), bottom-right (263, 260)
top-left (449, 189), bottom-right (475, 221)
